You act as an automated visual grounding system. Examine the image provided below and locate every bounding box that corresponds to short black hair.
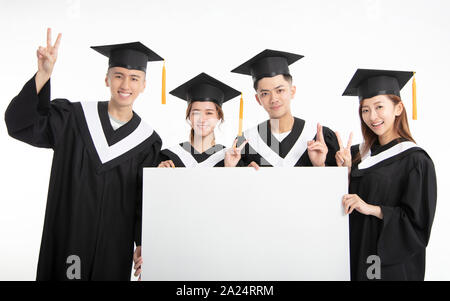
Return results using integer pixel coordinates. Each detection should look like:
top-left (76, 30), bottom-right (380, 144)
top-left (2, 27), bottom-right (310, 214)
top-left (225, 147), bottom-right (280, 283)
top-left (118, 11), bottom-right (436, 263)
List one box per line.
top-left (253, 74), bottom-right (293, 91)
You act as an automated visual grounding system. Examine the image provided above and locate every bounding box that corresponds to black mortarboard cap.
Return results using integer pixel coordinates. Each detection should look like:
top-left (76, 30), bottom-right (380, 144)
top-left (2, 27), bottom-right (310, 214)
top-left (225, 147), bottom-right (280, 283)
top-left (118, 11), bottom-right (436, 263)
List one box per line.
top-left (342, 69), bottom-right (414, 101)
top-left (231, 49), bottom-right (304, 82)
top-left (91, 42), bottom-right (163, 72)
top-left (169, 73), bottom-right (241, 106)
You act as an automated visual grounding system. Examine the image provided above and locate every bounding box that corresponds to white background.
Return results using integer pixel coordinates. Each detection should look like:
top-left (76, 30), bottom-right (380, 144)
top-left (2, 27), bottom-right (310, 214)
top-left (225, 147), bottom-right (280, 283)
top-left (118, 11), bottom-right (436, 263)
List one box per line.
top-left (0, 0), bottom-right (449, 280)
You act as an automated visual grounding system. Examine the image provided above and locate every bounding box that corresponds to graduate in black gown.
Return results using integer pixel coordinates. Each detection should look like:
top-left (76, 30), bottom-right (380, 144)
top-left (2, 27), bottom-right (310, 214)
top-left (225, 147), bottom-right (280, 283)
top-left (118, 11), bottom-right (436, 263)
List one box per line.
top-left (4, 29), bottom-right (163, 280)
top-left (132, 73), bottom-right (245, 278)
top-left (230, 50), bottom-right (339, 168)
top-left (158, 73), bottom-right (244, 168)
top-left (338, 69), bottom-right (437, 281)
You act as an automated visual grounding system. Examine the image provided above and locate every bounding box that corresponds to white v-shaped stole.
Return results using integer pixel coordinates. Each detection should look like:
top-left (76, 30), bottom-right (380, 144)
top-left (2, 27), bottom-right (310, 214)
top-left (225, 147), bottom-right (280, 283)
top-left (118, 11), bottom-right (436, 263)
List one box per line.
top-left (167, 144), bottom-right (226, 168)
top-left (358, 141), bottom-right (418, 170)
top-left (243, 121), bottom-right (316, 167)
top-left (80, 101), bottom-right (154, 164)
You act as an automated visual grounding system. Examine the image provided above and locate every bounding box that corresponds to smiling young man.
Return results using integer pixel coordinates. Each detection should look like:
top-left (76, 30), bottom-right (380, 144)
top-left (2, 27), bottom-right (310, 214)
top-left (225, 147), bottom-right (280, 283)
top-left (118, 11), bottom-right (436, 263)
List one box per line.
top-left (4, 29), bottom-right (163, 280)
top-left (231, 49), bottom-right (339, 167)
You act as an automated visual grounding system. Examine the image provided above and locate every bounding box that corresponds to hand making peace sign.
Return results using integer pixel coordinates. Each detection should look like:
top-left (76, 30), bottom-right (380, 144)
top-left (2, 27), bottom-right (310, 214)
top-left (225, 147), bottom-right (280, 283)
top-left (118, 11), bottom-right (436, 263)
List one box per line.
top-left (224, 139), bottom-right (248, 167)
top-left (307, 123), bottom-right (328, 167)
top-left (35, 28), bottom-right (62, 93)
top-left (334, 131), bottom-right (353, 171)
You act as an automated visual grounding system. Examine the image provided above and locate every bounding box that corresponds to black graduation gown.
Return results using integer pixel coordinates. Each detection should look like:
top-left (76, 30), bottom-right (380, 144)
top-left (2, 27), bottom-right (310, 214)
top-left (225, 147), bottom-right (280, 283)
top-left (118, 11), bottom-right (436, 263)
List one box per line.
top-left (239, 117), bottom-right (339, 167)
top-left (158, 142), bottom-right (226, 167)
top-left (348, 138), bottom-right (437, 281)
top-left (4, 76), bottom-right (162, 281)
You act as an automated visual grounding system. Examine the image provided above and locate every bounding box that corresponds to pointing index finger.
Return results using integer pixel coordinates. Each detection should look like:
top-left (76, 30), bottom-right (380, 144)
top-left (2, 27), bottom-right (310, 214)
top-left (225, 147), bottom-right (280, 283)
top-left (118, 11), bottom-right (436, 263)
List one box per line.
top-left (316, 123), bottom-right (325, 143)
top-left (232, 138), bottom-right (238, 149)
top-left (54, 33), bottom-right (62, 50)
top-left (347, 132), bottom-right (353, 150)
top-left (47, 28), bottom-right (52, 49)
top-left (237, 140), bottom-right (248, 152)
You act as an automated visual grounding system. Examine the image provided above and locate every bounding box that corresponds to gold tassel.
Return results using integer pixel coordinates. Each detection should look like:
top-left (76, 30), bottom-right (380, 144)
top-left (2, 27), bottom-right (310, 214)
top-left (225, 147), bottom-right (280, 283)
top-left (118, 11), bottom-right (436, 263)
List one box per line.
top-left (412, 72), bottom-right (417, 120)
top-left (238, 93), bottom-right (244, 136)
top-left (162, 60), bottom-right (166, 104)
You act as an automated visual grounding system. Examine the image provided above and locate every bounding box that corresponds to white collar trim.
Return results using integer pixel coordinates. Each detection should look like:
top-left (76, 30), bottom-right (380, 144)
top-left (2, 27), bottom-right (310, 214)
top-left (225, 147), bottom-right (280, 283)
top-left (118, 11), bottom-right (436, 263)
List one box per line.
top-left (243, 120), bottom-right (316, 167)
top-left (168, 144), bottom-right (225, 168)
top-left (358, 141), bottom-right (418, 170)
top-left (81, 101), bottom-right (154, 164)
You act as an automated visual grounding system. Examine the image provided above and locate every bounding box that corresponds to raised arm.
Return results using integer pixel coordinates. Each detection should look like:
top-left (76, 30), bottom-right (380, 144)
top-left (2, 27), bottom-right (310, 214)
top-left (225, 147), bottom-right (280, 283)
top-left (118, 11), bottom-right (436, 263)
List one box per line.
top-left (5, 28), bottom-right (68, 149)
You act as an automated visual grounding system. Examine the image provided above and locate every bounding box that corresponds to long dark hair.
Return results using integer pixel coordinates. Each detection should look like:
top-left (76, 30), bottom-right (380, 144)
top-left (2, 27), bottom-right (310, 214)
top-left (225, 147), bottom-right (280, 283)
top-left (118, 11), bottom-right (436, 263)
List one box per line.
top-left (185, 101), bottom-right (224, 145)
top-left (355, 94), bottom-right (415, 163)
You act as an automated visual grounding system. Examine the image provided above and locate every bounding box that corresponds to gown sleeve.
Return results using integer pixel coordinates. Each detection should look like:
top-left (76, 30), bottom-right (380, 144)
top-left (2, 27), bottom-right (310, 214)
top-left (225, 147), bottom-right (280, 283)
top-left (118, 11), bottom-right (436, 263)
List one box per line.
top-left (157, 149), bottom-right (171, 166)
top-left (4, 75), bottom-right (72, 149)
top-left (135, 136), bottom-right (163, 246)
top-left (236, 158), bottom-right (246, 167)
top-left (157, 148), bottom-right (185, 167)
top-left (323, 126), bottom-right (339, 167)
top-left (377, 154), bottom-right (437, 265)
top-left (238, 136), bottom-right (259, 167)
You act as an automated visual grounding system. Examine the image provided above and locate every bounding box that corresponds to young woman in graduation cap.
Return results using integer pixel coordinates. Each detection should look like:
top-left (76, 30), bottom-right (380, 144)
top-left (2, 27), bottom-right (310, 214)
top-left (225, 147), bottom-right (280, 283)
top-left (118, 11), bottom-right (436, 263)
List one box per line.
top-left (133, 74), bottom-right (245, 278)
top-left (157, 72), bottom-right (247, 168)
top-left (338, 69), bottom-right (437, 281)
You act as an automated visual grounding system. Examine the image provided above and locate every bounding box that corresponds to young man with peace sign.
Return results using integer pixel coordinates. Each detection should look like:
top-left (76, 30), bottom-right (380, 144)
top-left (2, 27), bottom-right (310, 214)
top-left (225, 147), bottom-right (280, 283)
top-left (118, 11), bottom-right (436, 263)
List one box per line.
top-left (230, 49), bottom-right (339, 168)
top-left (5, 28), bottom-right (163, 280)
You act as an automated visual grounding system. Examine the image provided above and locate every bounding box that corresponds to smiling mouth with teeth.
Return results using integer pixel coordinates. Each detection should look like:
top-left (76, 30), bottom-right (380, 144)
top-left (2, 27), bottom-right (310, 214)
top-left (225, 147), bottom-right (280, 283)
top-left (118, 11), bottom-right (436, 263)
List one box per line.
top-left (372, 121), bottom-right (384, 127)
top-left (118, 91), bottom-right (132, 97)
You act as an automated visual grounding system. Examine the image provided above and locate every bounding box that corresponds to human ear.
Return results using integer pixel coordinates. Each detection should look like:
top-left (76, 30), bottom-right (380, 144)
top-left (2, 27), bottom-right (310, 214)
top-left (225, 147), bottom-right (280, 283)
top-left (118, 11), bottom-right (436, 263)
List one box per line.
top-left (141, 78), bottom-right (146, 92)
top-left (290, 85), bottom-right (296, 98)
top-left (394, 102), bottom-right (404, 116)
top-left (255, 94), bottom-right (262, 106)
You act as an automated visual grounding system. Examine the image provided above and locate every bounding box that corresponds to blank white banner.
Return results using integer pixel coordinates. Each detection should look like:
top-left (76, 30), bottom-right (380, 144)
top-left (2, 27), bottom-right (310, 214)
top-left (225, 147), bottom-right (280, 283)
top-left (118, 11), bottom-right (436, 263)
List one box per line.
top-left (142, 167), bottom-right (349, 281)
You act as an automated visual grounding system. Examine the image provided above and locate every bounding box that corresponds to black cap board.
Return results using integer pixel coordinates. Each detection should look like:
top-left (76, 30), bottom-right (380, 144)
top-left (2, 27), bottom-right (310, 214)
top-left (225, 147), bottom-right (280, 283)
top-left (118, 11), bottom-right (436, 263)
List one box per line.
top-left (342, 69), bottom-right (414, 101)
top-left (91, 41), bottom-right (163, 72)
top-left (231, 49), bottom-right (304, 82)
top-left (169, 73), bottom-right (240, 106)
